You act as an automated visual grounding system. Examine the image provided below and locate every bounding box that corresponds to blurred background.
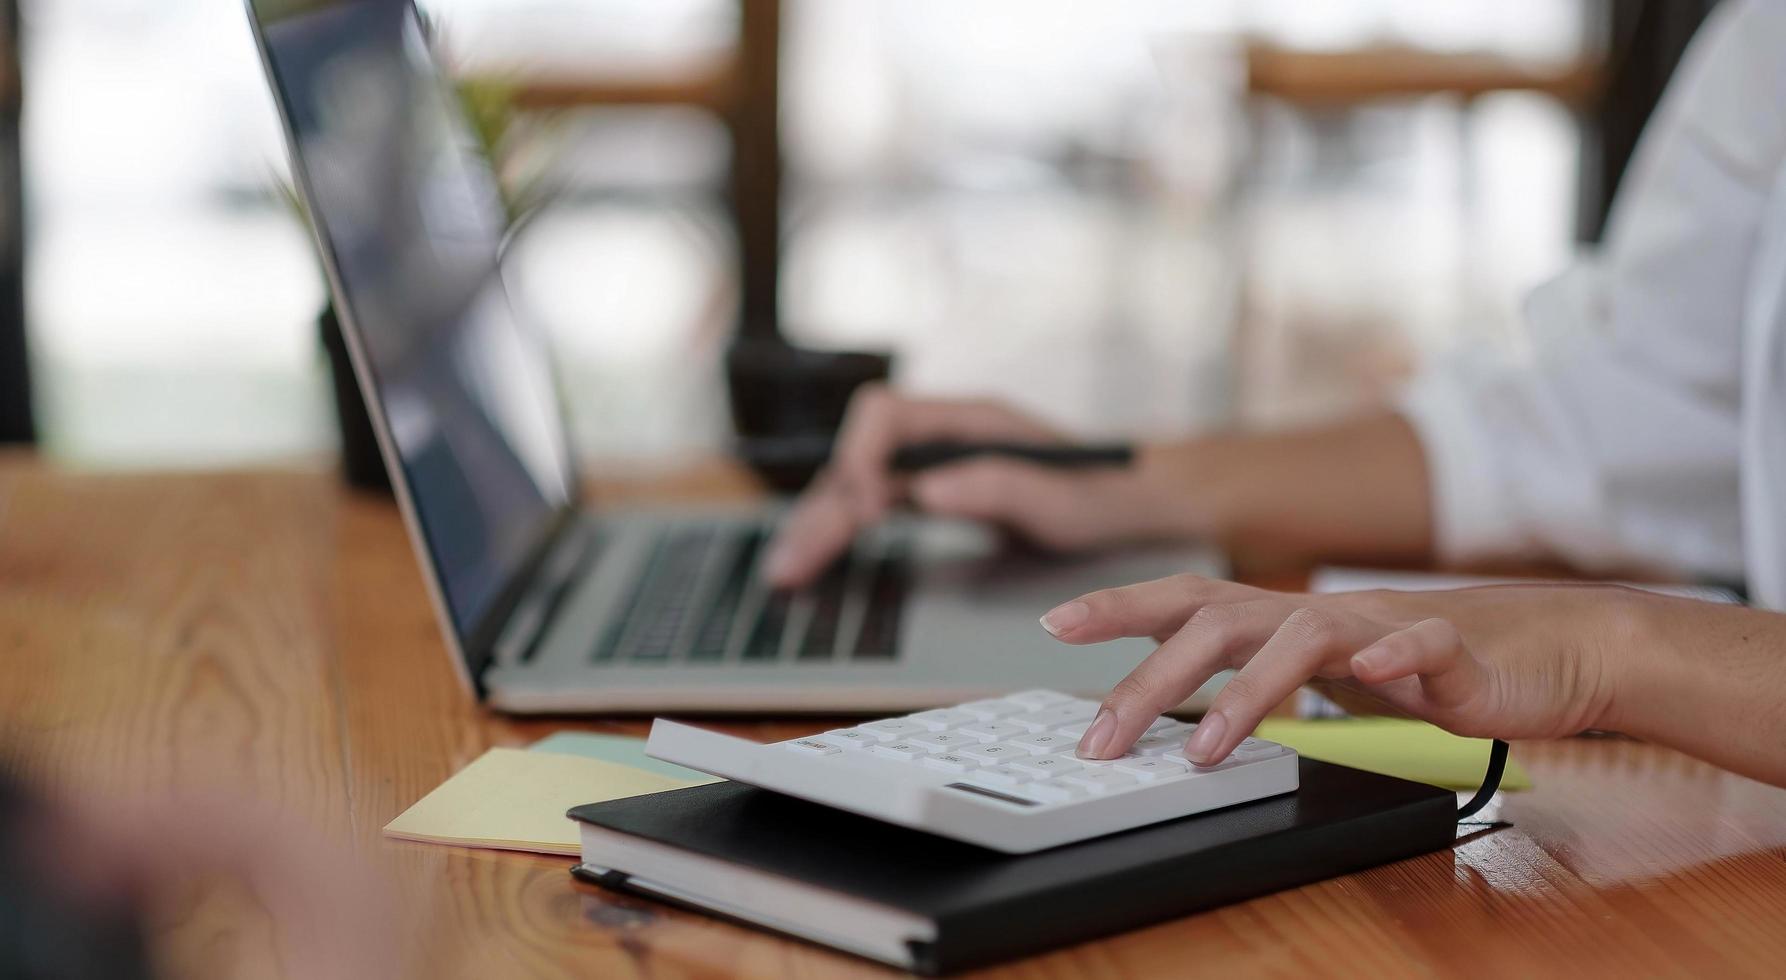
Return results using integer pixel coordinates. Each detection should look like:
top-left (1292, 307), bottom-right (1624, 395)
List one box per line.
top-left (0, 0), bottom-right (1714, 476)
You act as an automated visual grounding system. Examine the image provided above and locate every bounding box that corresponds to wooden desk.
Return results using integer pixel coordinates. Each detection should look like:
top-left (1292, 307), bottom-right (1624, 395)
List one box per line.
top-left (5, 457), bottom-right (1786, 978)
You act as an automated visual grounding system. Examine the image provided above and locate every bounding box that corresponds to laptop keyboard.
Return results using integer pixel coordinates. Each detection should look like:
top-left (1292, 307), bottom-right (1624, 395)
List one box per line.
top-left (593, 525), bottom-right (908, 665)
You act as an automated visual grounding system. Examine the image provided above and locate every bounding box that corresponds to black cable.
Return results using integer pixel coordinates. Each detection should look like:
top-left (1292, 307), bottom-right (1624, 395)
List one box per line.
top-left (1456, 738), bottom-right (1509, 820)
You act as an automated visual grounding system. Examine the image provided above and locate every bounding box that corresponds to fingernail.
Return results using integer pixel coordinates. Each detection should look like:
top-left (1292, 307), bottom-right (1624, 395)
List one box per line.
top-left (1040, 601), bottom-right (1089, 636)
top-left (1353, 645), bottom-right (1409, 678)
top-left (1352, 646), bottom-right (1389, 674)
top-left (1077, 709), bottom-right (1118, 759)
top-left (1185, 712), bottom-right (1227, 764)
top-left (910, 474), bottom-right (952, 509)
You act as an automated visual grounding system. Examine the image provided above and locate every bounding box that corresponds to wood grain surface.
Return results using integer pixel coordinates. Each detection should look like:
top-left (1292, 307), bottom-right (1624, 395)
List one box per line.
top-left (3, 454), bottom-right (1785, 979)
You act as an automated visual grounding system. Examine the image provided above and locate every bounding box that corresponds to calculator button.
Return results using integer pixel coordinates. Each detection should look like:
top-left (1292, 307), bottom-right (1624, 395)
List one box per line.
top-left (812, 731), bottom-right (874, 751)
top-left (1070, 754), bottom-right (1132, 767)
top-left (1129, 735), bottom-right (1185, 756)
top-left (1228, 737), bottom-right (1282, 761)
top-left (1008, 732), bottom-right (1076, 755)
top-left (1054, 718), bottom-right (1097, 738)
top-left (1008, 756), bottom-right (1083, 778)
top-left (1005, 689), bottom-right (1077, 709)
top-left (1007, 703), bottom-right (1098, 731)
top-left (959, 742), bottom-right (1024, 764)
top-left (921, 753), bottom-right (982, 774)
top-left (868, 741), bottom-right (929, 761)
top-left (955, 698), bottom-right (1026, 720)
top-left (957, 720), bottom-right (1026, 741)
top-left (909, 731), bottom-right (977, 752)
top-left (965, 764), bottom-right (1033, 788)
top-left (860, 719), bottom-right (927, 739)
top-left (904, 709), bottom-right (977, 731)
top-left (1023, 781), bottom-right (1088, 803)
top-left (1151, 722), bottom-right (1197, 741)
top-left (1060, 770), bottom-right (1140, 794)
top-left (837, 726), bottom-right (900, 743)
top-left (781, 738), bottom-right (841, 756)
top-left (1114, 758), bottom-right (1191, 780)
top-left (1059, 715), bottom-right (1166, 739)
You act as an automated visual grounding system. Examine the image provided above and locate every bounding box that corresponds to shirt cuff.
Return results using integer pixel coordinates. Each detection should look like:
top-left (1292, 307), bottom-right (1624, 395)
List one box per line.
top-left (1396, 366), bottom-right (1531, 564)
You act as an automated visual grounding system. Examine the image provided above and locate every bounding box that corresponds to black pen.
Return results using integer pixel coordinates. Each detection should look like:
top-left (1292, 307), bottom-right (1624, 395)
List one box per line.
top-left (889, 441), bottom-right (1135, 473)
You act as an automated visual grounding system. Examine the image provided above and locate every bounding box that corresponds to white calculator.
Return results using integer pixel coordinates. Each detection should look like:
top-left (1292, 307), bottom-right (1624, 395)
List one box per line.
top-left (645, 689), bottom-right (1299, 853)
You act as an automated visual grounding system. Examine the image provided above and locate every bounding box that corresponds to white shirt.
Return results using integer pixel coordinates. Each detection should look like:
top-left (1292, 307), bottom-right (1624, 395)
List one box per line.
top-left (1399, 0), bottom-right (1786, 609)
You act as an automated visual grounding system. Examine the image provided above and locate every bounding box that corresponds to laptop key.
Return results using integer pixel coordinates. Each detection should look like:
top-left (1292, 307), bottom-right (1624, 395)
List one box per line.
top-left (851, 549), bottom-right (908, 661)
top-left (743, 590), bottom-right (792, 663)
top-left (796, 561), bottom-right (849, 661)
top-left (612, 528), bottom-right (716, 663)
top-left (686, 530), bottom-right (763, 662)
top-left (592, 533), bottom-right (667, 661)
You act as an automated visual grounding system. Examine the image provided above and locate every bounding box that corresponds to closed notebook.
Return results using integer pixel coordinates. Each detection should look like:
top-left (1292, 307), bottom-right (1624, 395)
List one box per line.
top-left (568, 758), bottom-right (1457, 975)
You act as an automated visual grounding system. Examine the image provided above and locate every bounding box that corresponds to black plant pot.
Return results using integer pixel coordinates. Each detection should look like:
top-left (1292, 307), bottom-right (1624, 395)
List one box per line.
top-left (320, 307), bottom-right (392, 494)
top-left (726, 338), bottom-right (894, 494)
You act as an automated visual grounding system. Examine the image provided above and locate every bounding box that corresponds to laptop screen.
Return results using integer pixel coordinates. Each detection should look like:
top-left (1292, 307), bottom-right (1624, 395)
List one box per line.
top-left (251, 0), bottom-right (576, 647)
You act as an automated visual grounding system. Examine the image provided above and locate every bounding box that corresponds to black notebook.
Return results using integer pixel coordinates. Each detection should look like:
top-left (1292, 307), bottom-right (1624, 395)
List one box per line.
top-left (568, 758), bottom-right (1456, 975)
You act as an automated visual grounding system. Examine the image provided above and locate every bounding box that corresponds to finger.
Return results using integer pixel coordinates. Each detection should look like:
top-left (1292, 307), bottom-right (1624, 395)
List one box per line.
top-left (1186, 607), bottom-right (1387, 765)
top-left (830, 386), bottom-right (1056, 516)
top-left (1078, 598), bottom-right (1295, 759)
top-left (1350, 618), bottom-right (1491, 716)
top-left (1042, 573), bottom-right (1267, 644)
top-left (763, 478), bottom-right (866, 588)
top-left (908, 459), bottom-right (1102, 545)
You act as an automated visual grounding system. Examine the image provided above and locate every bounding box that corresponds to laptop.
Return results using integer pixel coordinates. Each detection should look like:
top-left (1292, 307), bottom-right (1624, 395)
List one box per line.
top-left (246, 0), bottom-right (1224, 713)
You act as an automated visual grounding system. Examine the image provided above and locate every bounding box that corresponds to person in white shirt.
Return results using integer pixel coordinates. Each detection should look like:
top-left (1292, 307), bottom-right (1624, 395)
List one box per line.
top-left (763, 0), bottom-right (1786, 786)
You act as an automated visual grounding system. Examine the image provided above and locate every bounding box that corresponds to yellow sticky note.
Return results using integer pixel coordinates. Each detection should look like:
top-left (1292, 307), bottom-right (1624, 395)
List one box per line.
top-left (383, 747), bottom-right (718, 856)
top-left (1254, 718), bottom-right (1533, 792)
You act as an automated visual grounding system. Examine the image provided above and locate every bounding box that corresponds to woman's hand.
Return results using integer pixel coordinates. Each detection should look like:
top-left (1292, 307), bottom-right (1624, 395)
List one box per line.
top-left (762, 386), bottom-right (1207, 588)
top-left (1044, 575), bottom-right (1642, 764)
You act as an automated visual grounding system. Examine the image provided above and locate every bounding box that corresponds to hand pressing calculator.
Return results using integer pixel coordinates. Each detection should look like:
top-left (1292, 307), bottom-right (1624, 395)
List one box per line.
top-left (646, 690), bottom-right (1298, 853)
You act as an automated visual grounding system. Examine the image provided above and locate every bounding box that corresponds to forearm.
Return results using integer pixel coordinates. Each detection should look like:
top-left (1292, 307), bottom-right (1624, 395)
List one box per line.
top-left (1604, 598), bottom-right (1786, 787)
top-left (1145, 411), bottom-right (1435, 564)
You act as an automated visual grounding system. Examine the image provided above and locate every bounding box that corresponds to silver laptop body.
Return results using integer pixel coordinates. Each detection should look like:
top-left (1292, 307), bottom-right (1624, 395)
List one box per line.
top-left (247, 0), bottom-right (1222, 713)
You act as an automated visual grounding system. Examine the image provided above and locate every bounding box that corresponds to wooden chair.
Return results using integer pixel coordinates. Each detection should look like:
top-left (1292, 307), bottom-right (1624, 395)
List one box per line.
top-left (0, 0), bottom-right (29, 445)
top-left (495, 0), bottom-right (784, 343)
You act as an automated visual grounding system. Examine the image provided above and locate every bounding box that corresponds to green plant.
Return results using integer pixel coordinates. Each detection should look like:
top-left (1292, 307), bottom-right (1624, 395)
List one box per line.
top-left (274, 21), bottom-right (560, 231)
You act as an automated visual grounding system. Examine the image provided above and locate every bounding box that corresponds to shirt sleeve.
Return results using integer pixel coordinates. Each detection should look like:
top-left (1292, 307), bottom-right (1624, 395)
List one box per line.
top-left (1398, 0), bottom-right (1786, 581)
